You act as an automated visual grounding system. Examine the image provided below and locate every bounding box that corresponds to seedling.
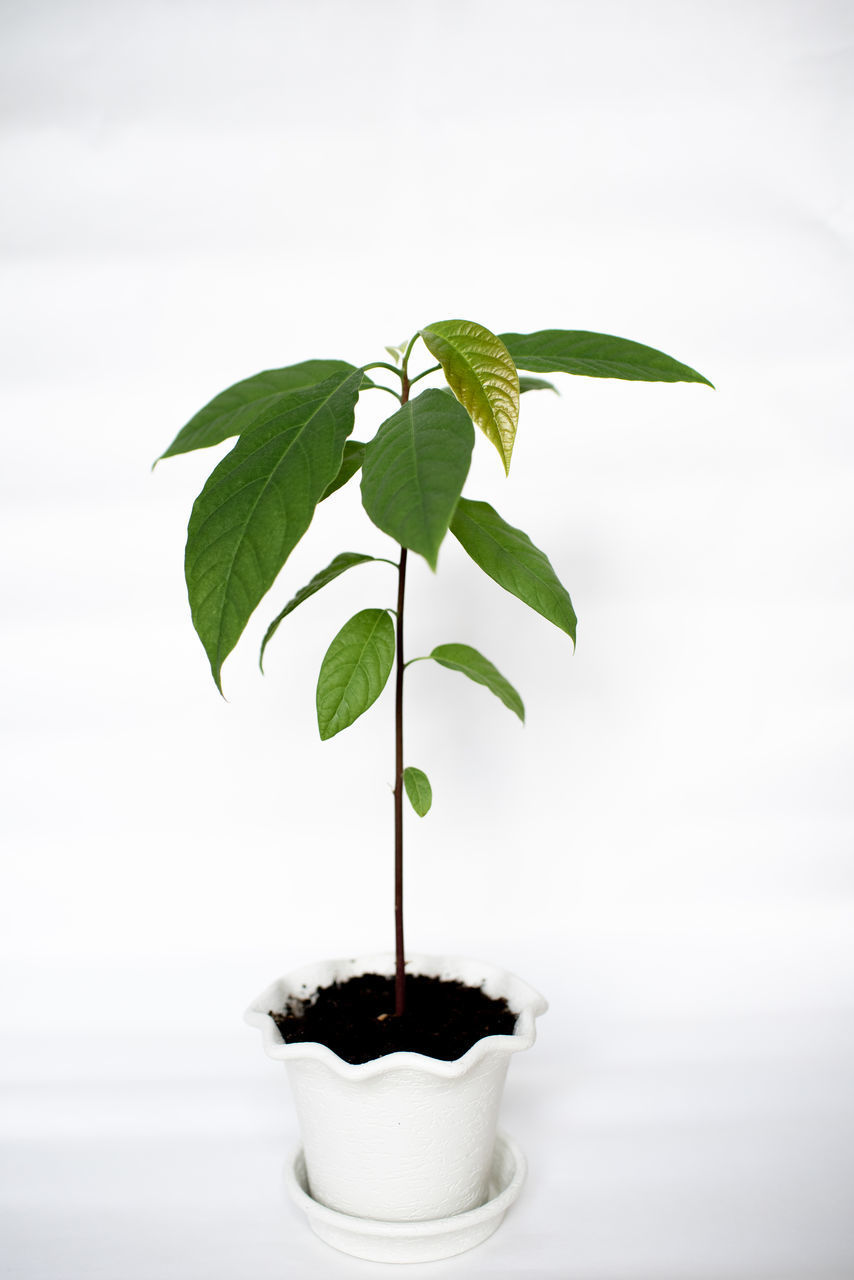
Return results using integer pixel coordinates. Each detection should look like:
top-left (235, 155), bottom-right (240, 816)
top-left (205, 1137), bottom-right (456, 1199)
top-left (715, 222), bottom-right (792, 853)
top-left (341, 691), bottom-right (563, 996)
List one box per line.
top-left (158, 320), bottom-right (711, 1015)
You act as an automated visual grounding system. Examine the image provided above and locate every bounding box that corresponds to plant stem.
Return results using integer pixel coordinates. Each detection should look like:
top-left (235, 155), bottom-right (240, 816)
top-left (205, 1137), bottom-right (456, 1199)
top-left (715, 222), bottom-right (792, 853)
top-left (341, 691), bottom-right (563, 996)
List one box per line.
top-left (393, 543), bottom-right (407, 1017)
top-left (391, 359), bottom-right (412, 1017)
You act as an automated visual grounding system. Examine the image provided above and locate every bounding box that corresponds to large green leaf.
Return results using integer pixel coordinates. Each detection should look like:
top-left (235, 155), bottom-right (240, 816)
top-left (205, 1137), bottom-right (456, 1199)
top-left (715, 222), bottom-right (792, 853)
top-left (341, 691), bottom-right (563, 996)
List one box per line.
top-left (429, 643), bottom-right (524, 721)
top-left (320, 440), bottom-right (366, 501)
top-left (158, 360), bottom-right (369, 461)
top-left (316, 608), bottom-right (395, 740)
top-left (260, 552), bottom-right (383, 671)
top-left (403, 766), bottom-right (432, 817)
top-left (450, 498), bottom-right (577, 643)
top-left (500, 330), bottom-right (713, 386)
top-left (420, 320), bottom-right (520, 473)
top-left (360, 389), bottom-right (474, 568)
top-left (185, 368), bottom-right (363, 691)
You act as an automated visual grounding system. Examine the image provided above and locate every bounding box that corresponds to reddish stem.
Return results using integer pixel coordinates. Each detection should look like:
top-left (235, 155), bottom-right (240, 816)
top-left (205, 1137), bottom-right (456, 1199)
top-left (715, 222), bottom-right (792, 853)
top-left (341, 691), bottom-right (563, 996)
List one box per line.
top-left (393, 371), bottom-right (411, 1017)
top-left (393, 544), bottom-right (408, 1016)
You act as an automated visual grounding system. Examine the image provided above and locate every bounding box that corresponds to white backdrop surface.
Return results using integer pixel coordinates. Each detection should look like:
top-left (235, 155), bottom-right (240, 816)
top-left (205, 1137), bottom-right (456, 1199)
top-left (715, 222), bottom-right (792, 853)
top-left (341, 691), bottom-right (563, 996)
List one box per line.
top-left (2, 1), bottom-right (853, 1276)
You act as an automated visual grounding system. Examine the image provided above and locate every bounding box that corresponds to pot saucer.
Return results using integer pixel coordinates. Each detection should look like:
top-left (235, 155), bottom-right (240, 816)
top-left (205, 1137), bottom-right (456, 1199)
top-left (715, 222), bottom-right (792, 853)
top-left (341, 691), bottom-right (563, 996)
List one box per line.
top-left (284, 1131), bottom-right (526, 1264)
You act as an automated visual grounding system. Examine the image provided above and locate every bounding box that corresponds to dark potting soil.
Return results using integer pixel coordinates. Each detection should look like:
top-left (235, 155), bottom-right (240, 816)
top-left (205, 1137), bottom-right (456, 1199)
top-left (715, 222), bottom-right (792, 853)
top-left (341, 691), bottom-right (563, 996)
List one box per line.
top-left (269, 972), bottom-right (517, 1065)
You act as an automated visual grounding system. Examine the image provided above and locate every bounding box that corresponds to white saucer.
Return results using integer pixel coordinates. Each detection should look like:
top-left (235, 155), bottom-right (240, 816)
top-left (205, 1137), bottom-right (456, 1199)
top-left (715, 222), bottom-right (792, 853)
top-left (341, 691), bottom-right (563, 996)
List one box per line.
top-left (284, 1131), bottom-right (526, 1264)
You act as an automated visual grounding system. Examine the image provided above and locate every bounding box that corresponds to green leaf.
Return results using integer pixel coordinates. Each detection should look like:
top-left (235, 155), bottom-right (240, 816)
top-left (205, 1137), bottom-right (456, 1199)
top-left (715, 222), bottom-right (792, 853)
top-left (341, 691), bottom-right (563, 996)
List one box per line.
top-left (260, 552), bottom-right (381, 671)
top-left (320, 440), bottom-right (366, 501)
top-left (360, 389), bottom-right (474, 568)
top-left (185, 368), bottom-right (363, 691)
top-left (500, 330), bottom-right (714, 387)
top-left (420, 319), bottom-right (520, 473)
top-left (519, 375), bottom-right (559, 395)
top-left (450, 497), bottom-right (577, 644)
top-left (316, 608), bottom-right (395, 740)
top-left (403, 766), bottom-right (432, 816)
top-left (429, 643), bottom-right (524, 721)
top-left (158, 360), bottom-right (370, 461)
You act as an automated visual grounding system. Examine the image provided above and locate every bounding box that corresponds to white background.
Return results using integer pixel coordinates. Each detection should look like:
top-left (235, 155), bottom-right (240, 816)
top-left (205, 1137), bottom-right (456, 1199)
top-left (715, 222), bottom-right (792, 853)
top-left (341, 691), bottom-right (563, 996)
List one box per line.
top-left (2, 1), bottom-right (853, 1276)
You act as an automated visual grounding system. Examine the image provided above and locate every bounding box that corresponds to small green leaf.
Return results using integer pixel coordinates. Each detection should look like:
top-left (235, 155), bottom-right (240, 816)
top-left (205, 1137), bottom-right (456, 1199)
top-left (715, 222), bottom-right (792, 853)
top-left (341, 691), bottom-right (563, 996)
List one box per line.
top-left (361, 389), bottom-right (474, 568)
top-left (500, 330), bottom-right (713, 387)
top-left (403, 766), bottom-right (432, 816)
top-left (316, 609), bottom-right (395, 740)
top-left (450, 497), bottom-right (577, 644)
top-left (320, 440), bottom-right (366, 501)
top-left (519, 375), bottom-right (559, 395)
top-left (420, 319), bottom-right (520, 473)
top-left (158, 360), bottom-right (370, 461)
top-left (260, 552), bottom-right (380, 671)
top-left (429, 643), bottom-right (524, 721)
top-left (185, 368), bottom-right (363, 691)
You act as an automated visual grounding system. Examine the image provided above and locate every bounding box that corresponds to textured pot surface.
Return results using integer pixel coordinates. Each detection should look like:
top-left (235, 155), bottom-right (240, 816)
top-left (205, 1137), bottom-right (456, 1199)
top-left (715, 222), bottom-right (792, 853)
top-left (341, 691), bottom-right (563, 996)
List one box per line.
top-left (286, 1131), bottom-right (527, 1264)
top-left (245, 953), bottom-right (547, 1222)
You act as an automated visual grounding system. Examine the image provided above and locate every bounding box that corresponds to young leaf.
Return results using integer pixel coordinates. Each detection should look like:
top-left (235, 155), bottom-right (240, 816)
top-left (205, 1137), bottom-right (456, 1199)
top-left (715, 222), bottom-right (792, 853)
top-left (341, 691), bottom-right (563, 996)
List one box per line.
top-left (360, 389), bottom-right (474, 568)
top-left (429, 643), bottom-right (524, 721)
top-left (158, 360), bottom-right (369, 461)
top-left (320, 440), bottom-right (366, 501)
top-left (316, 608), bottom-right (395, 740)
top-left (185, 368), bottom-right (363, 691)
top-left (260, 552), bottom-right (381, 671)
top-left (500, 330), bottom-right (714, 387)
top-left (519, 375), bottom-right (559, 394)
top-left (403, 766), bottom-right (432, 817)
top-left (450, 497), bottom-right (577, 644)
top-left (420, 320), bottom-right (520, 473)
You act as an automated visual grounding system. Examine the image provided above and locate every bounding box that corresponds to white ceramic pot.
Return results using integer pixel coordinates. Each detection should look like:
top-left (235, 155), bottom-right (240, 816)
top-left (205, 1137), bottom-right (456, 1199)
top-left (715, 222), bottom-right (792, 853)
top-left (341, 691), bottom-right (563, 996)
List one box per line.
top-left (245, 952), bottom-right (546, 1260)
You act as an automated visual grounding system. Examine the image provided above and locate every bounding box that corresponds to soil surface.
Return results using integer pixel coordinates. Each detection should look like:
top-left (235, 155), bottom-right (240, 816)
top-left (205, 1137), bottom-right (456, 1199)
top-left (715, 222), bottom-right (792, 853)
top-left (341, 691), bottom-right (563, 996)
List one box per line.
top-left (269, 971), bottom-right (517, 1065)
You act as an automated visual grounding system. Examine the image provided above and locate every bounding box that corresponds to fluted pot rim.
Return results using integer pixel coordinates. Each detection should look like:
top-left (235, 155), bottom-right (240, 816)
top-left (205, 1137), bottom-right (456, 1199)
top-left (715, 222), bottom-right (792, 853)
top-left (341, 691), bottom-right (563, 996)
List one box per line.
top-left (244, 951), bottom-right (548, 1082)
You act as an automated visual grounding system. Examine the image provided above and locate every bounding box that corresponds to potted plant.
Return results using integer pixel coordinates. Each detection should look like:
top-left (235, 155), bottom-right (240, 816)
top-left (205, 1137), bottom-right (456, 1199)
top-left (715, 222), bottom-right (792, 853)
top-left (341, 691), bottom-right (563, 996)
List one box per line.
top-left (156, 319), bottom-right (711, 1263)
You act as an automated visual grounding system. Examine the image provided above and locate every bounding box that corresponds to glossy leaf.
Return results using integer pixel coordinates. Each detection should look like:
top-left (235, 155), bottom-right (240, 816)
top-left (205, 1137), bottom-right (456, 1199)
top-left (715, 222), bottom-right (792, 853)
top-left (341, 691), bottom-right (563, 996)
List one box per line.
top-left (260, 552), bottom-right (380, 671)
top-left (403, 766), bottom-right (432, 817)
top-left (185, 368), bottom-right (363, 691)
top-left (321, 440), bottom-right (366, 501)
top-left (158, 360), bottom-right (371, 461)
top-left (316, 608), bottom-right (395, 740)
top-left (429, 643), bottom-right (524, 721)
top-left (361, 389), bottom-right (474, 568)
top-left (450, 498), bottom-right (577, 644)
top-left (420, 319), bottom-right (520, 473)
top-left (500, 330), bottom-right (714, 386)
top-left (519, 375), bottom-right (559, 394)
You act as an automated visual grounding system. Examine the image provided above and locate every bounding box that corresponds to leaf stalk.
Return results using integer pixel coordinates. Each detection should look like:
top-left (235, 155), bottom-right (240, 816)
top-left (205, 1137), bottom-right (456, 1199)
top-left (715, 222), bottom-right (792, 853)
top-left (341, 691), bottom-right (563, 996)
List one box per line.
top-left (407, 363), bottom-right (442, 388)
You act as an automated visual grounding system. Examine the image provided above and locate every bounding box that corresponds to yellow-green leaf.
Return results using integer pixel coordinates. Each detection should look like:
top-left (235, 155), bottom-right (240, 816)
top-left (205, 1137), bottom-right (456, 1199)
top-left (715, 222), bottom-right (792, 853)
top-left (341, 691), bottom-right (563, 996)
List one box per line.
top-left (420, 319), bottom-right (520, 473)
